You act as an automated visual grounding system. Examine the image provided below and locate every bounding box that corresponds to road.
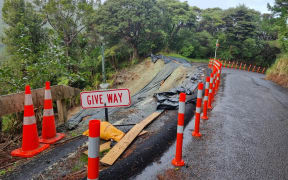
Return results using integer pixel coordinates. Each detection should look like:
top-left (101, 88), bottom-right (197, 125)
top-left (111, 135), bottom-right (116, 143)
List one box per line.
top-left (134, 68), bottom-right (288, 180)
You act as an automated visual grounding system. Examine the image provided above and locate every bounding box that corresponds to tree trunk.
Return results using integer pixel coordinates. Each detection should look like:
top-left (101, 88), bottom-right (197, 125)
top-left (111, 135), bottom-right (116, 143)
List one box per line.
top-left (132, 44), bottom-right (138, 61)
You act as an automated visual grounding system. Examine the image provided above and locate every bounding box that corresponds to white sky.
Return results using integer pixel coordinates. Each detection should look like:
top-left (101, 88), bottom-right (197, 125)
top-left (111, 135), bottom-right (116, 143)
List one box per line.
top-left (182, 0), bottom-right (275, 13)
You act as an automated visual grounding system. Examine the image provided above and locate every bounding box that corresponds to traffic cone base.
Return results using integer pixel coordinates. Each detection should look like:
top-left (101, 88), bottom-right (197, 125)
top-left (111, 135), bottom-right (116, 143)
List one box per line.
top-left (11, 143), bottom-right (49, 158)
top-left (201, 114), bottom-right (209, 120)
top-left (208, 105), bottom-right (213, 110)
top-left (39, 133), bottom-right (65, 144)
top-left (172, 158), bottom-right (185, 167)
top-left (192, 131), bottom-right (202, 137)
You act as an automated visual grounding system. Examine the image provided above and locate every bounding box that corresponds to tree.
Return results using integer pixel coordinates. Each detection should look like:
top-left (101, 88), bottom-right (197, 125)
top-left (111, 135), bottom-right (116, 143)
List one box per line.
top-left (268, 0), bottom-right (288, 52)
top-left (1, 0), bottom-right (51, 92)
top-left (34, 0), bottom-right (94, 58)
top-left (94, 0), bottom-right (161, 59)
top-left (197, 8), bottom-right (224, 36)
top-left (158, 0), bottom-right (196, 50)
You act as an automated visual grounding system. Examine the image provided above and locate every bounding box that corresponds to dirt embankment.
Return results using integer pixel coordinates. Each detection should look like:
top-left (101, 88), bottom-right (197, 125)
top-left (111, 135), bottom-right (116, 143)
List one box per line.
top-left (114, 59), bottom-right (165, 95)
top-left (266, 55), bottom-right (288, 88)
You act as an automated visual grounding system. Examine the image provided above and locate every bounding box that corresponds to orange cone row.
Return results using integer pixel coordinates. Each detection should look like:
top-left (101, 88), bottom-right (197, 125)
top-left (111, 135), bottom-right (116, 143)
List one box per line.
top-left (11, 82), bottom-right (65, 158)
top-left (171, 58), bottom-right (223, 167)
top-left (222, 61), bottom-right (266, 74)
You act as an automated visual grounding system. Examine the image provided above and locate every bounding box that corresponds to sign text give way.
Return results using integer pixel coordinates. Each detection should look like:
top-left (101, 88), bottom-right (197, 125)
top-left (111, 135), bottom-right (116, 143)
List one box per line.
top-left (80, 89), bottom-right (131, 108)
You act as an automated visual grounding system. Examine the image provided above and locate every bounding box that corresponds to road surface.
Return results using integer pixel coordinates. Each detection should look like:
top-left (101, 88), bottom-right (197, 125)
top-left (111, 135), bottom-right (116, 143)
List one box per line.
top-left (134, 68), bottom-right (288, 180)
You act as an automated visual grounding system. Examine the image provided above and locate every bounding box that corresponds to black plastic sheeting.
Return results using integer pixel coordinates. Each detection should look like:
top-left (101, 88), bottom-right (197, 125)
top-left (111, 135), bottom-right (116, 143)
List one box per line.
top-left (67, 60), bottom-right (179, 129)
top-left (67, 54), bottom-right (205, 128)
top-left (154, 66), bottom-right (205, 110)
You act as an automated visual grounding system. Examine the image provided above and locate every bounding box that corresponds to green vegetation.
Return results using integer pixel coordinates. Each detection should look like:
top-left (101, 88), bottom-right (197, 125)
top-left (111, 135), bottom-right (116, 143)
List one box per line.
top-left (266, 0), bottom-right (288, 87)
top-left (266, 55), bottom-right (288, 87)
top-left (0, 169), bottom-right (6, 176)
top-left (0, 0), bottom-right (285, 95)
top-left (161, 52), bottom-right (209, 63)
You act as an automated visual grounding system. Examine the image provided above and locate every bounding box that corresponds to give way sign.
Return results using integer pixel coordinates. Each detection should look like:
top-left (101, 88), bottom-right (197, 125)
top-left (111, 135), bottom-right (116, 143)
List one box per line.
top-left (80, 89), bottom-right (131, 109)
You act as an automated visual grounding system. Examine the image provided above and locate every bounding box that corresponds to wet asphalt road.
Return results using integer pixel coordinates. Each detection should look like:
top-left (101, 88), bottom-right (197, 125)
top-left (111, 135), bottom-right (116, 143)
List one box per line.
top-left (134, 68), bottom-right (288, 180)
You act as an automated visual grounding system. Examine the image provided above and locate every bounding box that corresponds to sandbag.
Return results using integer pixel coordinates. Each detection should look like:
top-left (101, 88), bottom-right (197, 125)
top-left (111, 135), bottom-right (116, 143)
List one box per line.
top-left (82, 121), bottom-right (125, 142)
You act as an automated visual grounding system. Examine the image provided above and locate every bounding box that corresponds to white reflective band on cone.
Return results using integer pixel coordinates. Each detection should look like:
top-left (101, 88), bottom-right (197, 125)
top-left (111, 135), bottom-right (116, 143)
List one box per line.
top-left (23, 116), bottom-right (36, 125)
top-left (196, 107), bottom-right (201, 113)
top-left (178, 102), bottom-right (185, 114)
top-left (87, 178), bottom-right (98, 180)
top-left (177, 125), bottom-right (184, 134)
top-left (88, 137), bottom-right (99, 158)
top-left (43, 109), bottom-right (54, 117)
top-left (209, 89), bottom-right (212, 93)
top-left (25, 94), bottom-right (33, 105)
top-left (45, 90), bottom-right (52, 99)
top-left (204, 96), bottom-right (208, 101)
top-left (197, 90), bottom-right (203, 98)
top-left (205, 82), bottom-right (209, 89)
top-left (210, 78), bottom-right (213, 83)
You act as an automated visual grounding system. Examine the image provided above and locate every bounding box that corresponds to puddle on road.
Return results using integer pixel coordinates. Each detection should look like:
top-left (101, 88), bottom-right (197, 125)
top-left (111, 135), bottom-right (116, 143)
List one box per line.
top-left (132, 113), bottom-right (197, 180)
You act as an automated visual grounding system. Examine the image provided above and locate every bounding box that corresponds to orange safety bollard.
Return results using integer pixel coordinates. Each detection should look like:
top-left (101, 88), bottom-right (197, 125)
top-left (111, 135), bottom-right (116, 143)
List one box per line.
top-left (248, 64), bottom-right (252, 72)
top-left (252, 65), bottom-right (256, 72)
top-left (192, 82), bottom-right (203, 137)
top-left (172, 93), bottom-right (186, 167)
top-left (211, 72), bottom-right (217, 103)
top-left (239, 62), bottom-right (242, 70)
top-left (208, 73), bottom-right (214, 110)
top-left (228, 61), bottom-right (231, 68)
top-left (11, 85), bottom-right (50, 158)
top-left (231, 61), bottom-right (234, 69)
top-left (39, 82), bottom-right (65, 144)
top-left (88, 120), bottom-right (100, 180)
top-left (201, 77), bottom-right (210, 120)
top-left (215, 72), bottom-right (221, 92)
top-left (257, 67), bottom-right (261, 73)
top-left (262, 67), bottom-right (266, 74)
top-left (243, 64), bottom-right (246, 71)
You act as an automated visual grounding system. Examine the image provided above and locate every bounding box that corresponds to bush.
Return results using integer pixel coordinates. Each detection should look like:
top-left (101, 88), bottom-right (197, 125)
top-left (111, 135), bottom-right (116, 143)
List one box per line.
top-left (266, 54), bottom-right (288, 88)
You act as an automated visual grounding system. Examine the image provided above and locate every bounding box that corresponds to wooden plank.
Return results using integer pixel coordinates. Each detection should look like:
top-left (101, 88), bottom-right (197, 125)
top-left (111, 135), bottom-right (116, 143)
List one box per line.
top-left (100, 111), bottom-right (163, 166)
top-left (0, 85), bottom-right (80, 116)
top-left (57, 99), bottom-right (67, 125)
top-left (84, 131), bottom-right (149, 156)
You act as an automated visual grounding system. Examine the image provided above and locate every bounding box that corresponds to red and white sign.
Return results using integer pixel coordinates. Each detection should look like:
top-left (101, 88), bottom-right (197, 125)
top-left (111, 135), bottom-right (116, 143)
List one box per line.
top-left (80, 89), bottom-right (131, 109)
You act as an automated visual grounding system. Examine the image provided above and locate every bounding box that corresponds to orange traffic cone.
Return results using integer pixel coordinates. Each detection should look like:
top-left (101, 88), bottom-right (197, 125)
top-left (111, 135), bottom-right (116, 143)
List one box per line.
top-left (39, 82), bottom-right (65, 144)
top-left (11, 85), bottom-right (50, 158)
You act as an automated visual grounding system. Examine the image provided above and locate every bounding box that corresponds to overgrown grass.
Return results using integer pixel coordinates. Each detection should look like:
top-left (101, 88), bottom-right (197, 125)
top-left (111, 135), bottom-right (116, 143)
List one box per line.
top-left (160, 52), bottom-right (209, 63)
top-left (266, 54), bottom-right (288, 88)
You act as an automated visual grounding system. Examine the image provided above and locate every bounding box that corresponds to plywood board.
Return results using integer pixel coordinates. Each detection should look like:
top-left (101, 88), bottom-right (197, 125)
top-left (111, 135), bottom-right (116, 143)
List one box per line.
top-left (83, 130), bottom-right (148, 156)
top-left (100, 111), bottom-right (163, 165)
